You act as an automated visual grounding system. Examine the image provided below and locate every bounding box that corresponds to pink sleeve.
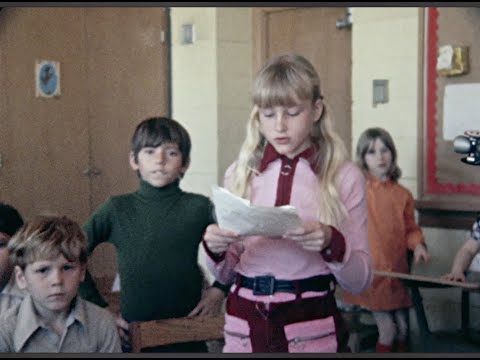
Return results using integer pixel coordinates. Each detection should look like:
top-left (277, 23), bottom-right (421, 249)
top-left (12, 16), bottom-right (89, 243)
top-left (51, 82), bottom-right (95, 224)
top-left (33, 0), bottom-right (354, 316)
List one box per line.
top-left (327, 163), bottom-right (373, 295)
top-left (205, 162), bottom-right (243, 285)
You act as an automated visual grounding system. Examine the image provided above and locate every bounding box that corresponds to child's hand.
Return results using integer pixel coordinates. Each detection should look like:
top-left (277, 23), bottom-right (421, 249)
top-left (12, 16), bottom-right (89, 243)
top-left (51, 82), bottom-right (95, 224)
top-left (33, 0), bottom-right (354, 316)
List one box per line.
top-left (413, 243), bottom-right (430, 264)
top-left (284, 221), bottom-right (332, 252)
top-left (203, 224), bottom-right (240, 254)
top-left (187, 287), bottom-right (224, 318)
top-left (442, 271), bottom-right (466, 282)
top-left (115, 315), bottom-right (130, 349)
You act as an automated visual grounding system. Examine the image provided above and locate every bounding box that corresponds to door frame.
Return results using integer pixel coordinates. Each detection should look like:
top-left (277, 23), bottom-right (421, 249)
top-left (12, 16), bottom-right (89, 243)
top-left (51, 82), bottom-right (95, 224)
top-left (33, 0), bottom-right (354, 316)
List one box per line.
top-left (252, 8), bottom-right (296, 74)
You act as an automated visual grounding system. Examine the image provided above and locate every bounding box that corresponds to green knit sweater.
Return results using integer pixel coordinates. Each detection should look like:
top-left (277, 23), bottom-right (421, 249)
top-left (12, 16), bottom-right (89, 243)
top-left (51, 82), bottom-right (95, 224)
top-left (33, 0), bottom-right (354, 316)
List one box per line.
top-left (79, 179), bottom-right (215, 322)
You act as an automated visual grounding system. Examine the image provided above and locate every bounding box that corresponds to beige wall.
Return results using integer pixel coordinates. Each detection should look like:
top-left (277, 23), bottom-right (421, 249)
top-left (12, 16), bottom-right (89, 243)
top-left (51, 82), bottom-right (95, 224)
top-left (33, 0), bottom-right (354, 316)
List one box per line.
top-left (171, 8), bottom-right (252, 282)
top-left (171, 7), bottom-right (477, 332)
top-left (171, 8), bottom-right (219, 198)
top-left (171, 8), bottom-right (251, 197)
top-left (351, 7), bottom-right (479, 335)
top-left (351, 8), bottom-right (420, 197)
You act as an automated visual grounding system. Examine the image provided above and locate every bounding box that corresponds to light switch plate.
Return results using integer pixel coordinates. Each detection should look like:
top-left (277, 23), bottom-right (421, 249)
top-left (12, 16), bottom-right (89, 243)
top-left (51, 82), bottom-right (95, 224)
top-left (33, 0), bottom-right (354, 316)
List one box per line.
top-left (181, 23), bottom-right (195, 45)
top-left (373, 79), bottom-right (389, 106)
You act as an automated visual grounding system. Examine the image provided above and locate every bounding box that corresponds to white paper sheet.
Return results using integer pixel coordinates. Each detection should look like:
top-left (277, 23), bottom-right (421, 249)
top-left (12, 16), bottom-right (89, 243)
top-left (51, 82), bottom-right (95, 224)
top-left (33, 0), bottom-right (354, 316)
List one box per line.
top-left (211, 185), bottom-right (302, 237)
top-left (111, 273), bottom-right (120, 292)
top-left (443, 83), bottom-right (480, 141)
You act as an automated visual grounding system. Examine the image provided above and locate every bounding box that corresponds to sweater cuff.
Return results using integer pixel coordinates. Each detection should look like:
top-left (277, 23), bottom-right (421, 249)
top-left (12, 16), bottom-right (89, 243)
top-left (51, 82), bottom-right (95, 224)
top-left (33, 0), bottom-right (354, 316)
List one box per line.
top-left (320, 226), bottom-right (346, 263)
top-left (202, 239), bottom-right (226, 263)
top-left (211, 280), bottom-right (231, 296)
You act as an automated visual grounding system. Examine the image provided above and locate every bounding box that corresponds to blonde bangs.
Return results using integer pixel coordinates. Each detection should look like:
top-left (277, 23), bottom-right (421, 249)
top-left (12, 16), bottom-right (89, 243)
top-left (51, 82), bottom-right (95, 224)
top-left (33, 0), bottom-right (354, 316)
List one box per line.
top-left (253, 66), bottom-right (314, 108)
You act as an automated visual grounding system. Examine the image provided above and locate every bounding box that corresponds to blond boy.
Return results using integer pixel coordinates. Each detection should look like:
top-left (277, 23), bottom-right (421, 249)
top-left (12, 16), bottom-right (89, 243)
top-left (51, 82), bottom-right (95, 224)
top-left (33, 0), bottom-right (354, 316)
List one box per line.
top-left (0, 215), bottom-right (121, 352)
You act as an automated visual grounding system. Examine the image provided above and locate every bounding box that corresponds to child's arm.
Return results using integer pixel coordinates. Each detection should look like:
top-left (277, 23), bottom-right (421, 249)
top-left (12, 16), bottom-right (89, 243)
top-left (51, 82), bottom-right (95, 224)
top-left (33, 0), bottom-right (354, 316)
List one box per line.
top-left (115, 315), bottom-right (131, 351)
top-left (202, 224), bottom-right (244, 285)
top-left (443, 238), bottom-right (480, 282)
top-left (404, 191), bottom-right (429, 264)
top-left (317, 163), bottom-right (373, 295)
top-left (413, 243), bottom-right (430, 264)
top-left (78, 200), bottom-right (115, 307)
top-left (187, 286), bottom-right (225, 318)
top-left (284, 221), bottom-right (334, 252)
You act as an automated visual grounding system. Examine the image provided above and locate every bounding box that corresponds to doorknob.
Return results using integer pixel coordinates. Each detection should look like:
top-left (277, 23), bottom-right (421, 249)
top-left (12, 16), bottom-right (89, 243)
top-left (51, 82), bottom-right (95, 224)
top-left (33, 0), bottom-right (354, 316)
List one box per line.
top-left (82, 167), bottom-right (101, 177)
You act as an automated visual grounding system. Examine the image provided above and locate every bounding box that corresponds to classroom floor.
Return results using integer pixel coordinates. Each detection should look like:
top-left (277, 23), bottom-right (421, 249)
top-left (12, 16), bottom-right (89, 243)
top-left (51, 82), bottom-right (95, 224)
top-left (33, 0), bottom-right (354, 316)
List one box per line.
top-left (343, 308), bottom-right (480, 353)
top-left (408, 330), bottom-right (480, 353)
top-left (355, 328), bottom-right (480, 353)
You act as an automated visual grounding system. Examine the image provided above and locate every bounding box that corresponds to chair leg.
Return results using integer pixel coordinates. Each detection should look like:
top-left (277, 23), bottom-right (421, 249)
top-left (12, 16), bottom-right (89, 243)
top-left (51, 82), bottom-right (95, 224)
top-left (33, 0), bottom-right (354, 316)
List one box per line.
top-left (410, 286), bottom-right (431, 340)
top-left (461, 290), bottom-right (470, 339)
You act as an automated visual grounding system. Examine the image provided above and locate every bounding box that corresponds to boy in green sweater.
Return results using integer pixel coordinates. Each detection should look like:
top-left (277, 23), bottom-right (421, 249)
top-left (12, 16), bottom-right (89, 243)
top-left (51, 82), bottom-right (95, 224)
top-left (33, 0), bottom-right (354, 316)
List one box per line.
top-left (79, 117), bottom-right (226, 352)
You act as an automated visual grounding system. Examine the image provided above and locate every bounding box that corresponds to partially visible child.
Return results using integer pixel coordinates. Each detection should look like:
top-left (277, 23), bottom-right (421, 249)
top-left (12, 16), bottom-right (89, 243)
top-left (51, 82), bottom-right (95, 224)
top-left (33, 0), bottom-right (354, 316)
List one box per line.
top-left (0, 215), bottom-right (121, 352)
top-left (0, 202), bottom-right (25, 314)
top-left (443, 216), bottom-right (480, 282)
top-left (79, 117), bottom-right (226, 353)
top-left (342, 127), bottom-right (430, 353)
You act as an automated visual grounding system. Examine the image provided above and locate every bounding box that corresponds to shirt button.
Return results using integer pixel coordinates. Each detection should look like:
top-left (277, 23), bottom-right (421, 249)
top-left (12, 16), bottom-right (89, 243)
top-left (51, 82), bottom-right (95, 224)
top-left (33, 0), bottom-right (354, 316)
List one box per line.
top-left (325, 248), bottom-right (332, 255)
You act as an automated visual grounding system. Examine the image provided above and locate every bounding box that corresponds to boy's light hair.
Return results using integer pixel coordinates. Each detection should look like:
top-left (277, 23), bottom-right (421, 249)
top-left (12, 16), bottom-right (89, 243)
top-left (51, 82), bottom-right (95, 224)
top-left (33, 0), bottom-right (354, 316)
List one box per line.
top-left (8, 215), bottom-right (88, 270)
top-left (231, 53), bottom-right (348, 227)
top-left (356, 127), bottom-right (402, 182)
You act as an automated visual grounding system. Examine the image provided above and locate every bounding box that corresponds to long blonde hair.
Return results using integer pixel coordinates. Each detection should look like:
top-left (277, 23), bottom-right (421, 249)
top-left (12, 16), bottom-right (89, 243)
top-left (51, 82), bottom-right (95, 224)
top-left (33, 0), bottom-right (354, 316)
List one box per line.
top-left (231, 54), bottom-right (348, 226)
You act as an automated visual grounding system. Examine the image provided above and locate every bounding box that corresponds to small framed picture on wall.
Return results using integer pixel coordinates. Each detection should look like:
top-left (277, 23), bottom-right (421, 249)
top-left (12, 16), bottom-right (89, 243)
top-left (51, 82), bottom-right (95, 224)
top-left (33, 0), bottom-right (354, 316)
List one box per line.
top-left (35, 60), bottom-right (61, 98)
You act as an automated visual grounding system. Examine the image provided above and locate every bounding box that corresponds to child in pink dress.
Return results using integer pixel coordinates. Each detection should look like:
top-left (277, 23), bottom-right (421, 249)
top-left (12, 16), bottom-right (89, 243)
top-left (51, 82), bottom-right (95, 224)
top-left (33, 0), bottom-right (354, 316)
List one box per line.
top-left (203, 54), bottom-right (373, 353)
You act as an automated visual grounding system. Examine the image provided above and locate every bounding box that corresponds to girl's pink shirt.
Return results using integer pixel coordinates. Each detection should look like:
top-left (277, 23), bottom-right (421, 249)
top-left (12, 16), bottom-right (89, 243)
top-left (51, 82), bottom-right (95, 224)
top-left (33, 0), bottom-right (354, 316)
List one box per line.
top-left (205, 158), bottom-right (372, 301)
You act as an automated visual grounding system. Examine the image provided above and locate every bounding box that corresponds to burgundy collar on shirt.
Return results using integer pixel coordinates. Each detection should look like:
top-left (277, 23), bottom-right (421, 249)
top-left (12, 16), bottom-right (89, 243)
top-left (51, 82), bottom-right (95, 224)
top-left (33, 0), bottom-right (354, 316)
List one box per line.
top-left (258, 143), bottom-right (318, 173)
top-left (259, 143), bottom-right (318, 207)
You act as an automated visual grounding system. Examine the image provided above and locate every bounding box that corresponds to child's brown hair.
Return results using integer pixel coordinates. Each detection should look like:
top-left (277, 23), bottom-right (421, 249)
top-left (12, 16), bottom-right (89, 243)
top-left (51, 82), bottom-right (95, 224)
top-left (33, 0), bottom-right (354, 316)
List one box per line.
top-left (8, 215), bottom-right (88, 270)
top-left (356, 127), bottom-right (402, 182)
top-left (131, 117), bottom-right (191, 167)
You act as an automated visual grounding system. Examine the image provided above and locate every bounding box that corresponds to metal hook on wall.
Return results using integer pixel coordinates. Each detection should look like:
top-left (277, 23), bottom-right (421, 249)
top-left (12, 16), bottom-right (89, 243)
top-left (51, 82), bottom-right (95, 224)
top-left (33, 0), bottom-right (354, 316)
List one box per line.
top-left (336, 8), bottom-right (353, 30)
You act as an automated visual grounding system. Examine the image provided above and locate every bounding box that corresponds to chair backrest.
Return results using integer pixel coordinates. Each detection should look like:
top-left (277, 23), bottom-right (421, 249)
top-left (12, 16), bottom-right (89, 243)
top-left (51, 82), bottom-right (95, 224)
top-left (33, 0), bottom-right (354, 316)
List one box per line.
top-left (129, 314), bottom-right (225, 352)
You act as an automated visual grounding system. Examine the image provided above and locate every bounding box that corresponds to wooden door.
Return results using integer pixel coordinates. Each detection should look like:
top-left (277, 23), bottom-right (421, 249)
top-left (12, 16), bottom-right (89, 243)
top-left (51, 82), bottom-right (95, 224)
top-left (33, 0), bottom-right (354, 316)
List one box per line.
top-left (85, 8), bottom-right (170, 278)
top-left (253, 8), bottom-right (352, 155)
top-left (0, 8), bottom-right (91, 223)
top-left (0, 8), bottom-right (170, 280)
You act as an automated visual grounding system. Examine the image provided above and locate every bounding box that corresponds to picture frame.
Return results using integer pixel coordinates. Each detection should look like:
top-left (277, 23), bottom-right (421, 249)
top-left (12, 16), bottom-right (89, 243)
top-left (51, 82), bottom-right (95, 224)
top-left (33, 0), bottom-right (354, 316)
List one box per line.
top-left (35, 60), bottom-right (61, 98)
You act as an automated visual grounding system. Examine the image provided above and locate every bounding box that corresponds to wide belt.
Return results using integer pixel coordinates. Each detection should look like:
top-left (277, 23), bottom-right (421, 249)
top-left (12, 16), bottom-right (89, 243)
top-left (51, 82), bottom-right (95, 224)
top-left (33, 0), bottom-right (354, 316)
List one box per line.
top-left (238, 273), bottom-right (336, 296)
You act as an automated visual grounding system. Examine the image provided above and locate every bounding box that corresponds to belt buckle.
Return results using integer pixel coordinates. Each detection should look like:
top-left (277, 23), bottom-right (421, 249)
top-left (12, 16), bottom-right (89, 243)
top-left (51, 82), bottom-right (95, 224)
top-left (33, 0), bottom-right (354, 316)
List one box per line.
top-left (253, 275), bottom-right (275, 296)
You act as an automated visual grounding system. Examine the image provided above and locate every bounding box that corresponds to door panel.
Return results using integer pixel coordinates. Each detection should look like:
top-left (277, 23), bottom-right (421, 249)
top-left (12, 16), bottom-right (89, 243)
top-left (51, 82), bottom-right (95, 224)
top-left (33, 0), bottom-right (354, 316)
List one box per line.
top-left (260, 8), bottom-right (352, 154)
top-left (85, 8), bottom-right (169, 278)
top-left (86, 8), bottom-right (169, 212)
top-left (0, 8), bottom-right (90, 223)
top-left (0, 8), bottom-right (170, 280)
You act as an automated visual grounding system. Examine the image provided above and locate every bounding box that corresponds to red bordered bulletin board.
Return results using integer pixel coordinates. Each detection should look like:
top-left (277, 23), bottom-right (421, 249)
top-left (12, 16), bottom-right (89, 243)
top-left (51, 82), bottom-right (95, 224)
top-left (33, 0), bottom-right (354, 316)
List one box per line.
top-left (417, 7), bottom-right (480, 228)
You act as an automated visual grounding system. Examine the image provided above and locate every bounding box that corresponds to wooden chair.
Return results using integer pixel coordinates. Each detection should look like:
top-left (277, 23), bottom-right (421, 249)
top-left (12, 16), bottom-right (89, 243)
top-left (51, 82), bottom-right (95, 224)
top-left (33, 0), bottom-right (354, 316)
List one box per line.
top-left (335, 288), bottom-right (378, 352)
top-left (129, 314), bottom-right (225, 353)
